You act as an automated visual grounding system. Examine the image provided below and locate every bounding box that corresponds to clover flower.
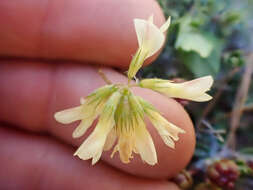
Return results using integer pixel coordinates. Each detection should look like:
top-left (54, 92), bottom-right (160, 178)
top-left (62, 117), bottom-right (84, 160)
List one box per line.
top-left (139, 76), bottom-right (213, 102)
top-left (54, 15), bottom-right (213, 165)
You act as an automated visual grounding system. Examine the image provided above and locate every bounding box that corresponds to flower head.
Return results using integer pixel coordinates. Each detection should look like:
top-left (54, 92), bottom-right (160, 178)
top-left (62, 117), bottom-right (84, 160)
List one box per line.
top-left (128, 16), bottom-right (171, 79)
top-left (112, 90), bottom-right (157, 165)
top-left (139, 76), bottom-right (213, 102)
top-left (54, 15), bottom-right (214, 165)
top-left (74, 91), bottom-right (122, 165)
top-left (55, 85), bottom-right (118, 138)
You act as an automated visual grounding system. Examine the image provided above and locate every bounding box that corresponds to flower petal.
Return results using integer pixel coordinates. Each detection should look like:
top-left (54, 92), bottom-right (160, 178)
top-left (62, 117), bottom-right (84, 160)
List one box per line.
top-left (190, 93), bottom-right (213, 102)
top-left (74, 91), bottom-right (122, 163)
top-left (147, 110), bottom-right (185, 140)
top-left (103, 129), bottom-right (117, 151)
top-left (160, 16), bottom-right (171, 33)
top-left (74, 128), bottom-right (106, 161)
top-left (72, 99), bottom-right (106, 138)
top-left (128, 16), bottom-right (165, 79)
top-left (160, 135), bottom-right (175, 148)
top-left (135, 123), bottom-right (157, 165)
top-left (92, 150), bottom-right (103, 165)
top-left (72, 117), bottom-right (96, 138)
top-left (139, 76), bottom-right (213, 102)
top-left (118, 133), bottom-right (136, 164)
top-left (127, 93), bottom-right (157, 165)
top-left (134, 18), bottom-right (165, 58)
top-left (54, 106), bottom-right (82, 124)
top-left (181, 75), bottom-right (213, 95)
top-left (137, 96), bottom-right (185, 149)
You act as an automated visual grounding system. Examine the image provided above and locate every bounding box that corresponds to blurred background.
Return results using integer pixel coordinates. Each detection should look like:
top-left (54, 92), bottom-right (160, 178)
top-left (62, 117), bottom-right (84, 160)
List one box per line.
top-left (140, 0), bottom-right (253, 189)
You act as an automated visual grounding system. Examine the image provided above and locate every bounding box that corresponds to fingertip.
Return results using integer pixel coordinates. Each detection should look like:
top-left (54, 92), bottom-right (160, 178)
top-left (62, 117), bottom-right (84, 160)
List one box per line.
top-left (0, 0), bottom-right (165, 68)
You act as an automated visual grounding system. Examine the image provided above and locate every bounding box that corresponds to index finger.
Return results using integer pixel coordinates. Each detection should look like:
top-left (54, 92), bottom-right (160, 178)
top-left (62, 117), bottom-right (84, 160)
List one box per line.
top-left (0, 0), bottom-right (165, 68)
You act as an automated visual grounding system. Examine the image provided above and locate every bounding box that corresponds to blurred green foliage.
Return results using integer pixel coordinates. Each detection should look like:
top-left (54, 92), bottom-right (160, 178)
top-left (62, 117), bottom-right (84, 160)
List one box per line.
top-left (142, 0), bottom-right (253, 188)
top-left (142, 0), bottom-right (252, 78)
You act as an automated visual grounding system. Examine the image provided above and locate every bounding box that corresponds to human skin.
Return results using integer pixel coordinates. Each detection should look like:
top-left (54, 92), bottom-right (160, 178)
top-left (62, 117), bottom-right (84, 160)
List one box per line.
top-left (0, 0), bottom-right (195, 189)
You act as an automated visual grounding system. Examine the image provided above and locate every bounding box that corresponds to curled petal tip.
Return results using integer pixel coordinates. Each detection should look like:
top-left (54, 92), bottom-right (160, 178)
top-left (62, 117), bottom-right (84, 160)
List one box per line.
top-left (193, 93), bottom-right (213, 102)
top-left (54, 106), bottom-right (82, 124)
top-left (160, 16), bottom-right (171, 33)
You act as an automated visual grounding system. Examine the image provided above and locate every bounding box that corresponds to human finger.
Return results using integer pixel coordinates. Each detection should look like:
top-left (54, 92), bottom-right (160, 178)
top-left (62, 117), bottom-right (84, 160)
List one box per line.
top-left (0, 61), bottom-right (195, 179)
top-left (0, 0), bottom-right (165, 68)
top-left (0, 126), bottom-right (180, 190)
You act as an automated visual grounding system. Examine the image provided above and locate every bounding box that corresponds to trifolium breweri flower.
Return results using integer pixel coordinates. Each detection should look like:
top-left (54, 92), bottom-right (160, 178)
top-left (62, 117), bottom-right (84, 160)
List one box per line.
top-left (54, 15), bottom-right (213, 165)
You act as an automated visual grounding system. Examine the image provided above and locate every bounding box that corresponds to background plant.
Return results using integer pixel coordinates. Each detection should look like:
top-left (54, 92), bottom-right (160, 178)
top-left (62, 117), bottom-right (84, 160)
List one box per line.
top-left (140, 0), bottom-right (253, 189)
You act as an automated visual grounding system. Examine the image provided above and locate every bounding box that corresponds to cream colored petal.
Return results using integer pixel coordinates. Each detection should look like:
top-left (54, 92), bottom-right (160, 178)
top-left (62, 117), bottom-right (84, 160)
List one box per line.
top-left (138, 96), bottom-right (185, 148)
top-left (134, 18), bottom-right (165, 58)
top-left (160, 16), bottom-right (171, 33)
top-left (148, 112), bottom-right (185, 148)
top-left (54, 106), bottom-right (82, 124)
top-left (74, 129), bottom-right (106, 161)
top-left (160, 135), bottom-right (175, 148)
top-left (166, 121), bottom-right (186, 140)
top-left (74, 91), bottom-right (122, 163)
top-left (117, 134), bottom-right (135, 164)
top-left (111, 145), bottom-right (119, 158)
top-left (74, 114), bottom-right (115, 161)
top-left (149, 112), bottom-right (185, 141)
top-left (190, 93), bottom-right (213, 102)
top-left (133, 148), bottom-right (139, 154)
top-left (72, 116), bottom-right (96, 138)
top-left (135, 124), bottom-right (157, 165)
top-left (103, 129), bottom-right (117, 151)
top-left (128, 17), bottom-right (165, 79)
top-left (167, 76), bottom-right (213, 101)
top-left (140, 76), bottom-right (213, 102)
top-left (73, 97), bottom-right (107, 138)
top-left (181, 75), bottom-right (213, 95)
top-left (92, 150), bottom-right (103, 165)
top-left (134, 19), bottom-right (147, 49)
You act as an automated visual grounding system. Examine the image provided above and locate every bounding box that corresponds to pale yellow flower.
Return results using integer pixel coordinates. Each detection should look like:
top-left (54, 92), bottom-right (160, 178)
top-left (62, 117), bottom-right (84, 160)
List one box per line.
top-left (111, 90), bottom-right (157, 165)
top-left (137, 96), bottom-right (185, 148)
top-left (73, 91), bottom-right (122, 165)
top-left (54, 15), bottom-right (214, 166)
top-left (55, 87), bottom-right (160, 165)
top-left (128, 16), bottom-right (171, 79)
top-left (54, 85), bottom-right (118, 138)
top-left (139, 76), bottom-right (213, 102)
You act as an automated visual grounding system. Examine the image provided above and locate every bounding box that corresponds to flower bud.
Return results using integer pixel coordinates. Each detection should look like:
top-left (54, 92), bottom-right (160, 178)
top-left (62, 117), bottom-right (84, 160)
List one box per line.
top-left (207, 159), bottom-right (240, 190)
top-left (172, 170), bottom-right (193, 189)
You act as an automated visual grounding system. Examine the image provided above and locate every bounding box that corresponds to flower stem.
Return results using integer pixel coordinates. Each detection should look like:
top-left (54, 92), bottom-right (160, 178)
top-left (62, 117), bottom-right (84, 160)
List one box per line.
top-left (98, 69), bottom-right (112, 84)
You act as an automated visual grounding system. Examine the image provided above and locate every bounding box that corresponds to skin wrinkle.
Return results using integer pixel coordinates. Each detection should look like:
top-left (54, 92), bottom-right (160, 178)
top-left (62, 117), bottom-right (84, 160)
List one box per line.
top-left (44, 63), bottom-right (58, 132)
top-left (0, 127), bottom-right (46, 189)
top-left (27, 137), bottom-right (55, 190)
top-left (36, 0), bottom-right (50, 57)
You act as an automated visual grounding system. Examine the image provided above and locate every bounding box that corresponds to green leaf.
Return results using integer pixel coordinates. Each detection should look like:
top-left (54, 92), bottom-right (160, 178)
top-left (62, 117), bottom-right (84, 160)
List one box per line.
top-left (175, 16), bottom-right (214, 58)
top-left (236, 160), bottom-right (253, 176)
top-left (240, 147), bottom-right (253, 155)
top-left (177, 33), bottom-right (224, 77)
